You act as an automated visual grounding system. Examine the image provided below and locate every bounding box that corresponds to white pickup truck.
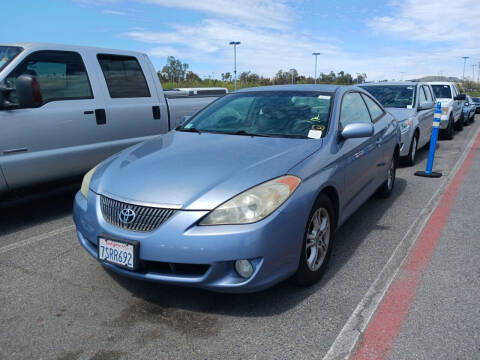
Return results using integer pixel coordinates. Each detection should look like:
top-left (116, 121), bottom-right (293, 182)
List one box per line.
top-left (428, 82), bottom-right (465, 139)
top-left (0, 43), bottom-right (224, 197)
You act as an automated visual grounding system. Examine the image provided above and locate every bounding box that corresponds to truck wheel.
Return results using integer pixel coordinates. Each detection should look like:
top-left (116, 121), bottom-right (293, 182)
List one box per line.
top-left (292, 194), bottom-right (335, 286)
top-left (454, 116), bottom-right (463, 131)
top-left (441, 115), bottom-right (454, 140)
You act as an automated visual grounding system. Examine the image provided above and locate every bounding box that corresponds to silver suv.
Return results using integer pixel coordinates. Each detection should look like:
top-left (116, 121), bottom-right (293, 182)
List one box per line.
top-left (360, 82), bottom-right (435, 166)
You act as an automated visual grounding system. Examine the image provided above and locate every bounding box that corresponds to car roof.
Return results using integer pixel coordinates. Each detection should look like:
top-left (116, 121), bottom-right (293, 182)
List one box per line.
top-left (0, 42), bottom-right (147, 57)
top-left (359, 81), bottom-right (421, 86)
top-left (427, 81), bottom-right (455, 85)
top-left (235, 84), bottom-right (352, 93)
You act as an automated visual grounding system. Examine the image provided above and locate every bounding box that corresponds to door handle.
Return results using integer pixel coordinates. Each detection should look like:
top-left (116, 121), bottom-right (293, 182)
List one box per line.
top-left (95, 109), bottom-right (106, 125)
top-left (152, 106), bottom-right (161, 120)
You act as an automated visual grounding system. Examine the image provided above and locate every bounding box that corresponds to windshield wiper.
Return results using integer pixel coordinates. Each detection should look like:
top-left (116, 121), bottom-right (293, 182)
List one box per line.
top-left (228, 130), bottom-right (270, 137)
top-left (176, 126), bottom-right (202, 134)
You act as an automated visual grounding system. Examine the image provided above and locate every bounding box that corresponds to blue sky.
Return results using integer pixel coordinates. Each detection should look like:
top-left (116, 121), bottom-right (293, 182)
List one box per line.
top-left (2, 0), bottom-right (479, 81)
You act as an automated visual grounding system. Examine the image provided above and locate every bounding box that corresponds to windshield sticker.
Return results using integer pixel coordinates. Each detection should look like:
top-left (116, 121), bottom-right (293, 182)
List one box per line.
top-left (407, 86), bottom-right (413, 90)
top-left (308, 129), bottom-right (323, 139)
top-left (317, 95), bottom-right (331, 100)
top-left (311, 124), bottom-right (325, 131)
top-left (406, 105), bottom-right (413, 109)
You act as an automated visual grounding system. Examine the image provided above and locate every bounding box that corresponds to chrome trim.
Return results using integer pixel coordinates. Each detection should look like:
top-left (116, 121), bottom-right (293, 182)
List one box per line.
top-left (3, 147), bottom-right (28, 155)
top-left (101, 191), bottom-right (183, 209)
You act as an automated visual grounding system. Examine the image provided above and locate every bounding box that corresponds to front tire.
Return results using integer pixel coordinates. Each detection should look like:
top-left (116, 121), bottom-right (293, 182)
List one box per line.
top-left (401, 133), bottom-right (418, 167)
top-left (376, 153), bottom-right (397, 199)
top-left (292, 194), bottom-right (334, 286)
top-left (441, 115), bottom-right (454, 140)
top-left (454, 116), bottom-right (464, 131)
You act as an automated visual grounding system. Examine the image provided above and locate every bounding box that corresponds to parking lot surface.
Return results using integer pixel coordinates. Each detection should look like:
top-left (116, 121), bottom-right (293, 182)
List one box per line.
top-left (1, 117), bottom-right (479, 360)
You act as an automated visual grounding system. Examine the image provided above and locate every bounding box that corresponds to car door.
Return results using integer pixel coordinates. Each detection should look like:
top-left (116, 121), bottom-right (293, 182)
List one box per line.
top-left (338, 91), bottom-right (382, 218)
top-left (0, 49), bottom-right (110, 190)
top-left (417, 85), bottom-right (434, 146)
top-left (451, 84), bottom-right (462, 120)
top-left (93, 52), bottom-right (168, 154)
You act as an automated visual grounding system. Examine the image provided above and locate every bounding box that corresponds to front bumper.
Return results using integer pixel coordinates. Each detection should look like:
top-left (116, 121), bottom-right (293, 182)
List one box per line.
top-left (73, 190), bottom-right (308, 293)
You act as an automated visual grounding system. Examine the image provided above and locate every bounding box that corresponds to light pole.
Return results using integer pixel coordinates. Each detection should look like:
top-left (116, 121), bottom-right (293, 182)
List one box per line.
top-left (461, 56), bottom-right (469, 81)
top-left (312, 52), bottom-right (320, 84)
top-left (229, 41), bottom-right (241, 90)
top-left (472, 64), bottom-right (476, 82)
top-left (289, 68), bottom-right (295, 84)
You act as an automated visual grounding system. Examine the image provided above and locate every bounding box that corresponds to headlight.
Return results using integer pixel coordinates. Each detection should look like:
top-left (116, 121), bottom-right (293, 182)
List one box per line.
top-left (441, 107), bottom-right (448, 115)
top-left (399, 118), bottom-right (412, 134)
top-left (199, 175), bottom-right (301, 225)
top-left (80, 164), bottom-right (99, 198)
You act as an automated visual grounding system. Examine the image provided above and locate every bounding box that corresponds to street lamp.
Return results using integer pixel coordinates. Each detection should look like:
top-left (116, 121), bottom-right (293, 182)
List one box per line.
top-left (312, 52), bottom-right (320, 84)
top-left (229, 41), bottom-right (241, 90)
top-left (289, 68), bottom-right (295, 84)
top-left (461, 56), bottom-right (469, 81)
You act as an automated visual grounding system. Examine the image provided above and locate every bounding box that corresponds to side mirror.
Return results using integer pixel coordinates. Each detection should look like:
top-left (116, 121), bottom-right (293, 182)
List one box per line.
top-left (15, 75), bottom-right (42, 108)
top-left (418, 101), bottom-right (434, 111)
top-left (454, 94), bottom-right (466, 101)
top-left (340, 123), bottom-right (374, 140)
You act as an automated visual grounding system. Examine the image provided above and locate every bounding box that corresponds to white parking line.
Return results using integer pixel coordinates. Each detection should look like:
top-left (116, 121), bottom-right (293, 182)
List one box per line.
top-left (0, 225), bottom-right (75, 255)
top-left (323, 124), bottom-right (480, 360)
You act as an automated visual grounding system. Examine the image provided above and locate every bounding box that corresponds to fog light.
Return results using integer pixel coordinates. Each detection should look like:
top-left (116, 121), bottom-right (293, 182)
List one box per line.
top-left (235, 260), bottom-right (254, 279)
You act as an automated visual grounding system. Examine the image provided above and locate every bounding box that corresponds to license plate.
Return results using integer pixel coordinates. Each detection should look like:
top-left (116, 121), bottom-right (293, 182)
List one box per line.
top-left (98, 237), bottom-right (137, 270)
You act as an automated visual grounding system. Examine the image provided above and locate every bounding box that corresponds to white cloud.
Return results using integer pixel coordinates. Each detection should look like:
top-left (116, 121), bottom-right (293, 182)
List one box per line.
top-left (139, 0), bottom-right (293, 30)
top-left (102, 9), bottom-right (126, 15)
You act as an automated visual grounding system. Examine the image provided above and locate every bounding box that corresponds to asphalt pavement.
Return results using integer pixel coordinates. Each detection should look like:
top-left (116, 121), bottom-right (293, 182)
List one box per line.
top-left (1, 116), bottom-right (479, 360)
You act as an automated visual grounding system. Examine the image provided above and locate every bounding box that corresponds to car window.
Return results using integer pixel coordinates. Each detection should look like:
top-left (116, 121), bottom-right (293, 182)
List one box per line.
top-left (419, 86), bottom-right (427, 104)
top-left (4, 50), bottom-right (92, 106)
top-left (97, 54), bottom-right (150, 98)
top-left (431, 85), bottom-right (452, 99)
top-left (183, 91), bottom-right (333, 138)
top-left (0, 46), bottom-right (23, 72)
top-left (423, 86), bottom-right (433, 102)
top-left (340, 92), bottom-right (372, 127)
top-left (361, 94), bottom-right (384, 121)
top-left (361, 85), bottom-right (415, 108)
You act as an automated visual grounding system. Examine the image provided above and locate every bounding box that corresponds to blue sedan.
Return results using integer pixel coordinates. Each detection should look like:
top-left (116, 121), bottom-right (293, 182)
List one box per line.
top-left (73, 85), bottom-right (400, 293)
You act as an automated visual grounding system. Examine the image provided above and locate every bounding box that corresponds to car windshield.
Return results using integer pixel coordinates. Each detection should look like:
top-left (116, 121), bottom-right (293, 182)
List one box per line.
top-left (431, 85), bottom-right (452, 99)
top-left (361, 85), bottom-right (415, 108)
top-left (179, 91), bottom-right (333, 138)
top-left (472, 97), bottom-right (480, 102)
top-left (0, 46), bottom-right (22, 72)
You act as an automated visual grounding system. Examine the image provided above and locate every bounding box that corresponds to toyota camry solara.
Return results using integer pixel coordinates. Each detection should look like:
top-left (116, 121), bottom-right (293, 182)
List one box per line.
top-left (73, 85), bottom-right (400, 293)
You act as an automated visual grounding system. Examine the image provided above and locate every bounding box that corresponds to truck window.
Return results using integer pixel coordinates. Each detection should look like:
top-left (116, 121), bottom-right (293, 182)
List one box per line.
top-left (97, 54), bottom-right (150, 98)
top-left (4, 50), bottom-right (93, 106)
top-left (419, 86), bottom-right (427, 104)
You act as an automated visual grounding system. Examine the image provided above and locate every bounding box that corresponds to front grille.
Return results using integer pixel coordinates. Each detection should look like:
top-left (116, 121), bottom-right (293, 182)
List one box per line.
top-left (100, 195), bottom-right (177, 232)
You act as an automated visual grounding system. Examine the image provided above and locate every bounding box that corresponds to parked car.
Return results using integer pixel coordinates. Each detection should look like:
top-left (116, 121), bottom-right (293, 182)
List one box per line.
top-left (471, 97), bottom-right (480, 114)
top-left (461, 95), bottom-right (476, 124)
top-left (427, 82), bottom-right (465, 139)
top-left (0, 43), bottom-right (221, 197)
top-left (360, 82), bottom-right (435, 166)
top-left (73, 84), bottom-right (400, 293)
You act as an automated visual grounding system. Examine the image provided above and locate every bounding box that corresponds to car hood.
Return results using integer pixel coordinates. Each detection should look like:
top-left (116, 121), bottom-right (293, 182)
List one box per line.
top-left (436, 98), bottom-right (453, 107)
top-left (92, 131), bottom-right (322, 210)
top-left (385, 107), bottom-right (416, 121)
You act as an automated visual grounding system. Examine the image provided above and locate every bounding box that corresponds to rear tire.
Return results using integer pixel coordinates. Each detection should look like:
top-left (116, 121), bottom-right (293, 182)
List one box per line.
top-left (376, 153), bottom-right (397, 199)
top-left (292, 194), bottom-right (335, 286)
top-left (454, 116), bottom-right (463, 131)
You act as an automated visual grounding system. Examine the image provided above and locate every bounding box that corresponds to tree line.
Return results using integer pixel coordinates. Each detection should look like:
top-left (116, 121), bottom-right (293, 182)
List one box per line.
top-left (157, 56), bottom-right (367, 91)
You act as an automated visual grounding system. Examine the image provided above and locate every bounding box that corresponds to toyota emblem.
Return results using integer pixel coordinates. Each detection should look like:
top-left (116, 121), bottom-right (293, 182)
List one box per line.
top-left (119, 208), bottom-right (136, 224)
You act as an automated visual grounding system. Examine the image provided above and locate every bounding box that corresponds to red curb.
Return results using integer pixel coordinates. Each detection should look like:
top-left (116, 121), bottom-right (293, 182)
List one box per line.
top-left (351, 131), bottom-right (480, 360)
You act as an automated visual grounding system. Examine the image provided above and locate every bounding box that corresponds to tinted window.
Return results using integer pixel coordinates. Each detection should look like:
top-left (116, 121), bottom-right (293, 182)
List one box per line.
top-left (431, 85), bottom-right (452, 99)
top-left (361, 85), bottom-right (415, 108)
top-left (97, 54), bottom-right (150, 98)
top-left (361, 94), bottom-right (384, 120)
top-left (419, 86), bottom-right (427, 104)
top-left (182, 91), bottom-right (333, 138)
top-left (340, 92), bottom-right (371, 127)
top-left (472, 97), bottom-right (480, 102)
top-left (5, 50), bottom-right (92, 105)
top-left (423, 86), bottom-right (433, 102)
top-left (0, 46), bottom-right (22, 72)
